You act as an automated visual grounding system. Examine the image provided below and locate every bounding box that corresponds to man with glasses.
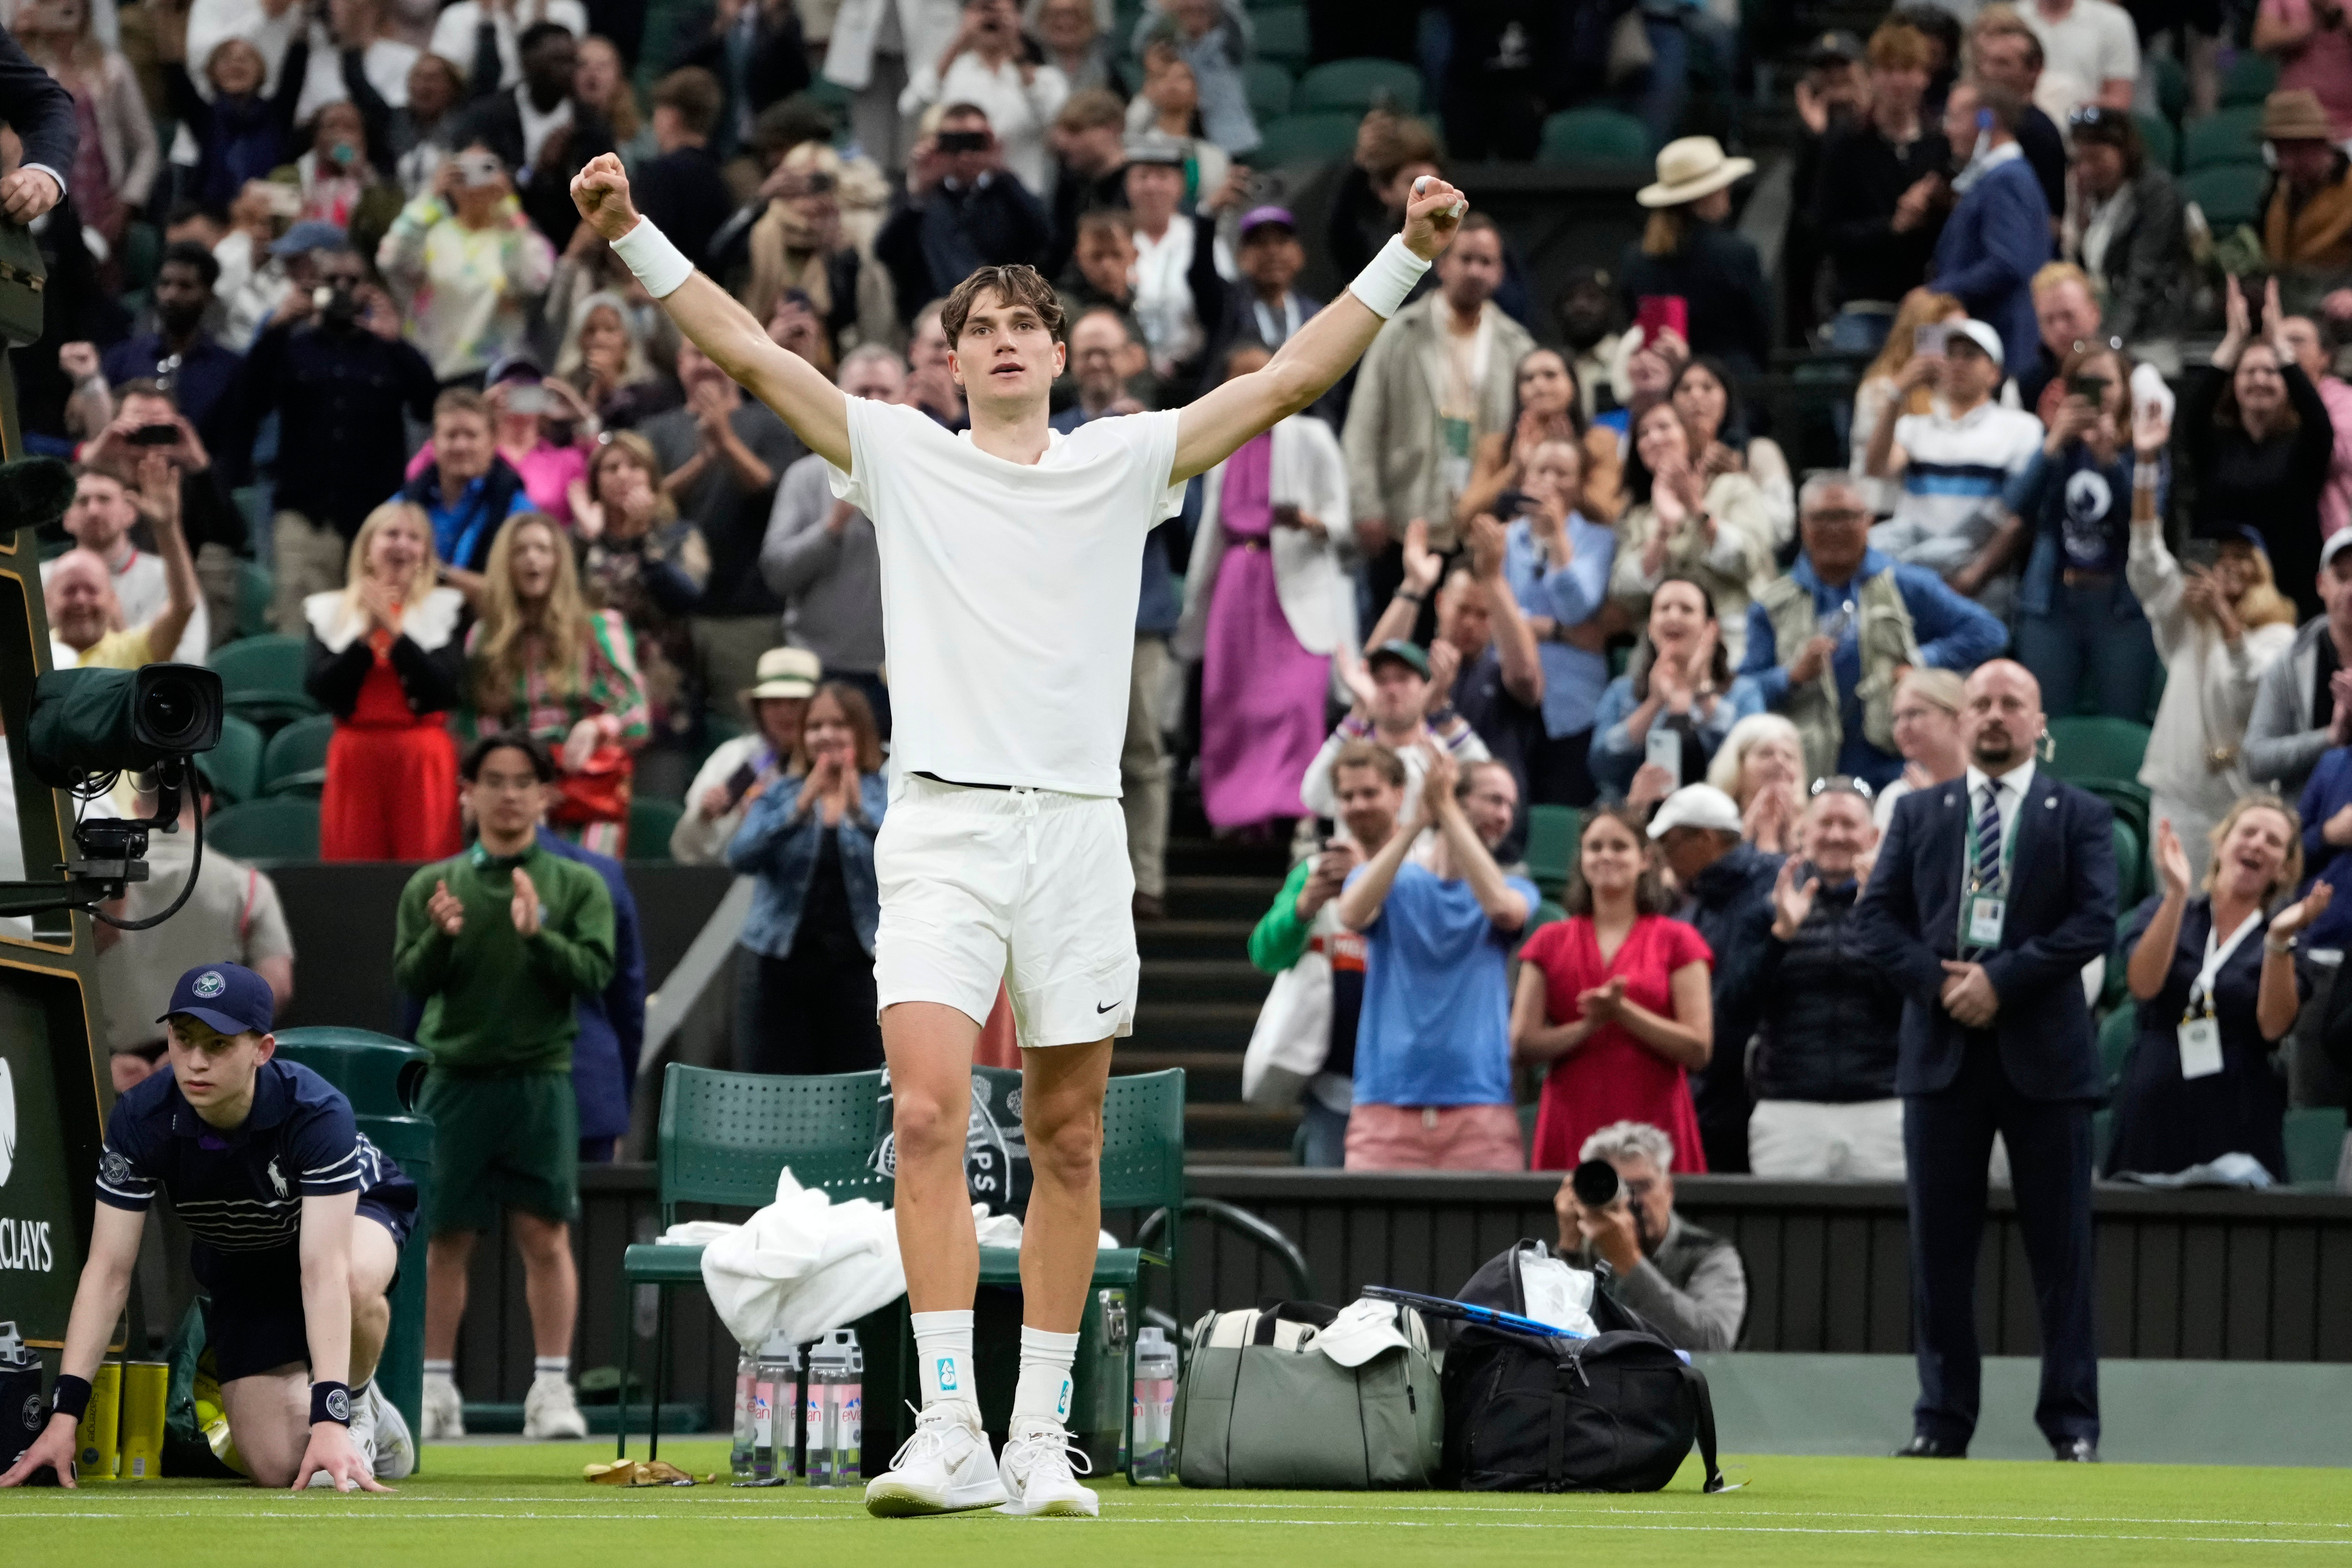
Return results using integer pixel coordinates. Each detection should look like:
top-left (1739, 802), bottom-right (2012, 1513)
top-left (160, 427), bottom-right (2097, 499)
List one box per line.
top-left (1741, 472), bottom-right (2004, 787)
top-left (393, 734), bottom-right (616, 1443)
top-left (1553, 1119), bottom-right (1746, 1350)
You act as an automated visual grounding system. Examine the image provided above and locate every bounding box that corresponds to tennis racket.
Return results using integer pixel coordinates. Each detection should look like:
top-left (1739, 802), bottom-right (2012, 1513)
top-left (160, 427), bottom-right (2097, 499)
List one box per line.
top-left (1362, 1285), bottom-right (1590, 1344)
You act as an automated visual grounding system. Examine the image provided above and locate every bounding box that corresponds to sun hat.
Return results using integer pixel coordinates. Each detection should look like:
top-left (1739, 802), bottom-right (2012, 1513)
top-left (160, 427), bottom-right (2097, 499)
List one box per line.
top-left (1636, 137), bottom-right (1757, 210)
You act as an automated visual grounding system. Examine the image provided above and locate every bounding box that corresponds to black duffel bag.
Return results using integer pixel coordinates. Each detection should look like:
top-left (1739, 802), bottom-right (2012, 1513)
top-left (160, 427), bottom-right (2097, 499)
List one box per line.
top-left (1439, 1240), bottom-right (1728, 1493)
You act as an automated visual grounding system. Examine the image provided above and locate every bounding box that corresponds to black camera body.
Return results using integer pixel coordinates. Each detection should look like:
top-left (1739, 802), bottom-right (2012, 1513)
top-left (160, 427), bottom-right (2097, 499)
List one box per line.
top-left (27, 664), bottom-right (224, 789)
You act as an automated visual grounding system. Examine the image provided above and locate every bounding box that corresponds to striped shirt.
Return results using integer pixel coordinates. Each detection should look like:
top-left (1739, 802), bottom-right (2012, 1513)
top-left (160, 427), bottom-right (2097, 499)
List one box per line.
top-left (1870, 398), bottom-right (2046, 581)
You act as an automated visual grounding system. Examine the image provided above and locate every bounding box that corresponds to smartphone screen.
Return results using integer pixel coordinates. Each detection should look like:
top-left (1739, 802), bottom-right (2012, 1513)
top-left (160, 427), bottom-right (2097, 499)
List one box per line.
top-left (1914, 323), bottom-right (1949, 356)
top-left (1645, 724), bottom-right (1683, 781)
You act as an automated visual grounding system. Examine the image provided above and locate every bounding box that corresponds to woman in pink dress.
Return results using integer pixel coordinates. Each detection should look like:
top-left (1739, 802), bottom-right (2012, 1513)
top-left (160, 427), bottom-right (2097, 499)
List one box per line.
top-left (1513, 805), bottom-right (1714, 1171)
top-left (1175, 345), bottom-right (1355, 834)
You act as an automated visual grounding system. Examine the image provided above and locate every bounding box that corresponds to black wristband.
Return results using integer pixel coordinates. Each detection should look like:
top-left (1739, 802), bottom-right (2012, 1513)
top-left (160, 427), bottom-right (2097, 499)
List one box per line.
top-left (49, 1374), bottom-right (91, 1423)
top-left (311, 1381), bottom-right (352, 1427)
top-left (1397, 590), bottom-right (1426, 605)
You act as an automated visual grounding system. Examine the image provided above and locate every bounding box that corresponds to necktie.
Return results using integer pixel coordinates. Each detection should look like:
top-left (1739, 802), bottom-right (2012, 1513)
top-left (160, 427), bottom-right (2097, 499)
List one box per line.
top-left (1973, 780), bottom-right (2004, 893)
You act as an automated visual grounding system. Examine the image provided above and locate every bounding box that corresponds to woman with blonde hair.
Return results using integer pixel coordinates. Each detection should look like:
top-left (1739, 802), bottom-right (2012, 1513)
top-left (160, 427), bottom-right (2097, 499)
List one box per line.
top-left (1849, 289), bottom-right (1964, 516)
top-left (1873, 666), bottom-right (1968, 828)
top-left (743, 139), bottom-right (898, 354)
top-left (303, 501), bottom-right (469, 861)
top-left (575, 432), bottom-right (708, 787)
top-left (2113, 796), bottom-right (2328, 1182)
top-left (553, 289), bottom-right (672, 430)
top-left (465, 511), bottom-right (650, 854)
top-left (1707, 711), bottom-right (1806, 853)
top-left (2126, 397), bottom-right (2300, 881)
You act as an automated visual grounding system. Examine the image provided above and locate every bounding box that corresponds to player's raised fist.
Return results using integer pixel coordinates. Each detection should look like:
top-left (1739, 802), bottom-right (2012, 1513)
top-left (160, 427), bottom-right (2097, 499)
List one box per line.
top-left (1402, 175), bottom-right (1467, 262)
top-left (570, 154), bottom-right (641, 244)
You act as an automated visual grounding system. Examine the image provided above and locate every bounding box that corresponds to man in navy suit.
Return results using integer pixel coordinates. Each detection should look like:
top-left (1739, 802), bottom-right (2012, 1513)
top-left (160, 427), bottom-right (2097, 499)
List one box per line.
top-left (0, 24), bottom-right (75, 221)
top-left (1927, 78), bottom-right (2051, 383)
top-left (1852, 659), bottom-right (2115, 1461)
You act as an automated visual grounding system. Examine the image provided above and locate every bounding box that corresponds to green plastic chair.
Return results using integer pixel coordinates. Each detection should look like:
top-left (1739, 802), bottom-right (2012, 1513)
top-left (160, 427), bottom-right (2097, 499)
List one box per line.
top-left (2181, 162), bottom-right (2268, 230)
top-left (121, 221), bottom-right (162, 293)
top-left (1536, 107), bottom-right (1650, 167)
top-left (1295, 57), bottom-right (1422, 114)
top-left (199, 714), bottom-right (267, 806)
top-left (1243, 58), bottom-right (1294, 122)
top-left (2218, 52), bottom-right (2278, 108)
top-left (1252, 111), bottom-right (1363, 163)
top-left (2283, 1106), bottom-right (2346, 1187)
top-left (1524, 804), bottom-right (1580, 901)
top-left (2182, 107), bottom-right (2265, 171)
top-left (234, 558), bottom-right (274, 640)
top-left (204, 795), bottom-right (320, 861)
top-left (2045, 716), bottom-right (2150, 785)
top-left (2135, 110), bottom-right (2179, 173)
top-left (210, 633), bottom-right (321, 729)
top-left (2149, 50), bottom-right (2188, 124)
top-left (2097, 1000), bottom-right (2136, 1094)
top-left (2082, 778), bottom-right (2153, 908)
top-left (260, 712), bottom-right (336, 796)
top-left (1250, 4), bottom-right (1309, 67)
top-left (627, 796), bottom-right (684, 861)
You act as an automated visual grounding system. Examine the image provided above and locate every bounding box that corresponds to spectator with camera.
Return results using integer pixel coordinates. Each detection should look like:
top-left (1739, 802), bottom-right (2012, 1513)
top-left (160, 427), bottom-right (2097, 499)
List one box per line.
top-left (44, 463), bottom-right (210, 666)
top-left (305, 502), bottom-right (468, 861)
top-left (1926, 80), bottom-right (2053, 384)
top-left (1741, 472), bottom-right (2003, 788)
top-left (1515, 807), bottom-right (1713, 1172)
top-left (394, 388), bottom-right (535, 592)
top-left (1591, 575), bottom-right (1761, 805)
top-left (2191, 277), bottom-right (2338, 620)
top-left (900, 0), bottom-right (1066, 196)
top-left (1247, 740), bottom-right (1406, 1167)
top-left (873, 103), bottom-right (1051, 325)
top-left (82, 379), bottom-right (250, 642)
top-left (377, 141), bottom-right (559, 383)
top-left (1336, 749), bottom-right (1535, 1171)
top-left (47, 461), bottom-right (198, 674)
top-left (735, 141), bottom-right (899, 357)
top-left (672, 646), bottom-right (819, 863)
top-left (1298, 640), bottom-right (1491, 826)
top-left (2018, 264), bottom-right (2105, 422)
top-left (397, 732), bottom-right (614, 1443)
top-left (551, 287), bottom-right (678, 431)
top-left (1554, 1121), bottom-right (1745, 1351)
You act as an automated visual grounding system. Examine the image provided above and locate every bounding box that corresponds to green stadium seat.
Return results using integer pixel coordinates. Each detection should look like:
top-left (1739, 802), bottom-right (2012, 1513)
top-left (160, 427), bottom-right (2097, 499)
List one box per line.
top-left (2149, 50), bottom-right (2187, 124)
top-left (260, 712), bottom-right (336, 796)
top-left (2135, 110), bottom-right (2178, 173)
top-left (1243, 58), bottom-right (1294, 122)
top-left (2283, 1106), bottom-right (2346, 1187)
top-left (2182, 162), bottom-right (2269, 231)
top-left (1524, 803), bottom-right (1579, 901)
top-left (2097, 993), bottom-right (2137, 1094)
top-left (1250, 5), bottom-right (1310, 67)
top-left (2181, 107), bottom-right (2264, 171)
top-left (1252, 111), bottom-right (1362, 163)
top-left (205, 795), bottom-right (320, 861)
top-left (627, 795), bottom-right (684, 861)
top-left (1295, 57), bottom-right (1423, 114)
top-left (199, 714), bottom-right (266, 806)
top-left (2045, 716), bottom-right (2150, 784)
top-left (210, 633), bottom-right (321, 730)
top-left (2218, 51), bottom-right (2278, 108)
top-left (121, 221), bottom-right (162, 293)
top-left (234, 557), bottom-right (274, 640)
top-left (1537, 107), bottom-right (1650, 167)
top-left (2111, 816), bottom-right (2146, 912)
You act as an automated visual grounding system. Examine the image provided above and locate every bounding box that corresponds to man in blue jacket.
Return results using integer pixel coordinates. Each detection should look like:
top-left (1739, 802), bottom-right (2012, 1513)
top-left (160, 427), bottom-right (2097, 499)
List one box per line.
top-left (1928, 79), bottom-right (2051, 383)
top-left (1742, 472), bottom-right (2008, 786)
top-left (1850, 659), bottom-right (2115, 1462)
top-left (535, 826), bottom-right (646, 1164)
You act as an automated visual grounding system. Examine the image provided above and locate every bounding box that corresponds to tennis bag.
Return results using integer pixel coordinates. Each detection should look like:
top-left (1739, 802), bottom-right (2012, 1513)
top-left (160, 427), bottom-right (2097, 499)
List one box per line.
top-left (1173, 1301), bottom-right (1444, 1489)
top-left (1440, 1241), bottom-right (1727, 1493)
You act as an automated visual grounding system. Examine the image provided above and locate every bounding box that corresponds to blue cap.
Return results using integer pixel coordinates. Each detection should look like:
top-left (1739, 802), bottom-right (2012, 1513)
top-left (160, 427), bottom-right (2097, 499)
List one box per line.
top-left (157, 961), bottom-right (276, 1038)
top-left (270, 219), bottom-right (351, 258)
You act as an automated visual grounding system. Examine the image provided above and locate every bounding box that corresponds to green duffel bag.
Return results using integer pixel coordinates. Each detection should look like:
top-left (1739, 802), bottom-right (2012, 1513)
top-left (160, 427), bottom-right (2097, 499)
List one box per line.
top-left (1172, 1299), bottom-right (1443, 1489)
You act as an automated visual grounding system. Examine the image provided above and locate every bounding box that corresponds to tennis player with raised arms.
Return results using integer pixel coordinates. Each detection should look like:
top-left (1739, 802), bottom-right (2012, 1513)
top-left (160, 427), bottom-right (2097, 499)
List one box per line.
top-left (571, 150), bottom-right (1466, 1519)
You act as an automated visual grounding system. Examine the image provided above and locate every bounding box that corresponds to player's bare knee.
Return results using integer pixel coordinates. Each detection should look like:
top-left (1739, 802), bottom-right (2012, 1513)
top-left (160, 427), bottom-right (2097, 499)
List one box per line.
top-left (1028, 1107), bottom-right (1103, 1189)
top-left (891, 1089), bottom-right (964, 1168)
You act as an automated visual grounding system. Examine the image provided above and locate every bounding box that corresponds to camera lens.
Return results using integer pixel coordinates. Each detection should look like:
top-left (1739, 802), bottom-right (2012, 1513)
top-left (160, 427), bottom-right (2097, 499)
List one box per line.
top-left (140, 678), bottom-right (198, 746)
top-left (1571, 1158), bottom-right (1620, 1208)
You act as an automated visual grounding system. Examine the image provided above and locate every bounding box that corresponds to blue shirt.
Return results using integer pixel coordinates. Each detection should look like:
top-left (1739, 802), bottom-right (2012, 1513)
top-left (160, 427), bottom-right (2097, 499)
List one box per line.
top-left (2011, 446), bottom-right (2166, 617)
top-left (1504, 514), bottom-right (1616, 738)
top-left (2297, 746), bottom-right (2352, 949)
top-left (1738, 547), bottom-right (2007, 786)
top-left (94, 1059), bottom-right (415, 1283)
top-left (536, 828), bottom-right (646, 1147)
top-left (1588, 671), bottom-right (1765, 798)
top-left (1349, 862), bottom-right (1536, 1107)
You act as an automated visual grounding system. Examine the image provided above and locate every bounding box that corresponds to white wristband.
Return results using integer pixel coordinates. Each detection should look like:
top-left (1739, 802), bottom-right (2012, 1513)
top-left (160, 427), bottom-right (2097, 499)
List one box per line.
top-left (1347, 234), bottom-right (1431, 321)
top-left (610, 217), bottom-right (693, 300)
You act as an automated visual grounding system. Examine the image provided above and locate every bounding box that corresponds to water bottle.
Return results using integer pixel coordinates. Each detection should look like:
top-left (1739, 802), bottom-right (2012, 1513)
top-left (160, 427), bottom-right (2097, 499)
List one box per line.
top-left (731, 1333), bottom-right (797, 1486)
top-left (1129, 1328), bottom-right (1178, 1482)
top-left (803, 1329), bottom-right (863, 1487)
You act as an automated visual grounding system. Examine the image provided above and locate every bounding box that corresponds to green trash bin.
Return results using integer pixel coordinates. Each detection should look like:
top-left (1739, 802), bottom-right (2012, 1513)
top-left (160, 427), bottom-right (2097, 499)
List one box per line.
top-left (271, 1028), bottom-right (434, 1469)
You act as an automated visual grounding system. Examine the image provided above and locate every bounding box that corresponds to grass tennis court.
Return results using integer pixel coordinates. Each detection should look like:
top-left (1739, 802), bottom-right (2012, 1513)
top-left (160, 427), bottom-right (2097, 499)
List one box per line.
top-left (6, 1442), bottom-right (2347, 1566)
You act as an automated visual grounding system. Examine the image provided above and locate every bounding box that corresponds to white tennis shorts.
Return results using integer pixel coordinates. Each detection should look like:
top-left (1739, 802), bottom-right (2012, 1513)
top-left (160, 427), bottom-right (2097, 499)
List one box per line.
top-left (872, 771), bottom-right (1139, 1049)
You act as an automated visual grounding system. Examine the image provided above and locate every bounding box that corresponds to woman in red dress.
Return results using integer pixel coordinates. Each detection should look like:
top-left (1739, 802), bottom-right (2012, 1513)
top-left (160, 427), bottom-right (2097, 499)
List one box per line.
top-left (304, 501), bottom-right (467, 861)
top-left (1513, 806), bottom-right (1715, 1171)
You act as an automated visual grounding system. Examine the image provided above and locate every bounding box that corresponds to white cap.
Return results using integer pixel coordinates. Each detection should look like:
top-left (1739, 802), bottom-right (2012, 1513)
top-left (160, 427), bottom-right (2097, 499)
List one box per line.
top-left (2323, 529), bottom-right (2352, 571)
top-left (1648, 784), bottom-right (1744, 839)
top-left (1945, 318), bottom-right (2006, 363)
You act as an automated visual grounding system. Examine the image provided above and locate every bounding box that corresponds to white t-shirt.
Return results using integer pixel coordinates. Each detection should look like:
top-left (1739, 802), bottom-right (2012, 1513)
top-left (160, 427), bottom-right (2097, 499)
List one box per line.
top-left (428, 0), bottom-right (591, 91)
top-left (827, 396), bottom-right (1185, 797)
top-left (2023, 0), bottom-right (2139, 110)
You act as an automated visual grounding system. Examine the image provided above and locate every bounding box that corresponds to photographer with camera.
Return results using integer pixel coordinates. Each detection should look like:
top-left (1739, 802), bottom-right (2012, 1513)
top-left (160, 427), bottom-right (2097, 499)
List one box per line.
top-left (376, 140), bottom-right (557, 383)
top-left (874, 103), bottom-right (1052, 328)
top-left (1554, 1120), bottom-right (1746, 1352)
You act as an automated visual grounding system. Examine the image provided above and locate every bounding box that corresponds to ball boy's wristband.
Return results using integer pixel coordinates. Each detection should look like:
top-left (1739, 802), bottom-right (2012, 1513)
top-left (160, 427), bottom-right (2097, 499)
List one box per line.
top-left (49, 1373), bottom-right (91, 1422)
top-left (312, 1381), bottom-right (353, 1427)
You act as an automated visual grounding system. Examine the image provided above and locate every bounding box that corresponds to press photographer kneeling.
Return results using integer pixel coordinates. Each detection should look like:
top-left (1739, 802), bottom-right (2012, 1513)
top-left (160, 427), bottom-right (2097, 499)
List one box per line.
top-left (1554, 1121), bottom-right (1747, 1351)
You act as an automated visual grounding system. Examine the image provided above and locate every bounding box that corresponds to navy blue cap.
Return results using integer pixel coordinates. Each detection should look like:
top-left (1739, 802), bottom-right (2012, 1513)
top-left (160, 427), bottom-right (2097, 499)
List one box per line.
top-left (157, 961), bottom-right (275, 1038)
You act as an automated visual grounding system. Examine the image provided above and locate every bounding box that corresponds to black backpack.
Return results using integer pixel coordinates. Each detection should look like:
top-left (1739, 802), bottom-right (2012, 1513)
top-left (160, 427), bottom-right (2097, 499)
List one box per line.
top-left (1439, 1240), bottom-right (1729, 1494)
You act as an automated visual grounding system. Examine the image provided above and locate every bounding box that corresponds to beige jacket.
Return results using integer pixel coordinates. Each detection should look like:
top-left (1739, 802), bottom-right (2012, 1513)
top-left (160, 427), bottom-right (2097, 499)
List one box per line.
top-left (1339, 293), bottom-right (1535, 552)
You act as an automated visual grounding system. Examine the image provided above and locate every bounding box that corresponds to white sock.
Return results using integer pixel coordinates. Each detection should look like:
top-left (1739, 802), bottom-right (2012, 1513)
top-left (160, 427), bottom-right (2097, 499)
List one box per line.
top-left (911, 1309), bottom-right (977, 1414)
top-left (533, 1356), bottom-right (570, 1382)
top-left (1011, 1326), bottom-right (1079, 1430)
top-left (423, 1359), bottom-right (455, 1383)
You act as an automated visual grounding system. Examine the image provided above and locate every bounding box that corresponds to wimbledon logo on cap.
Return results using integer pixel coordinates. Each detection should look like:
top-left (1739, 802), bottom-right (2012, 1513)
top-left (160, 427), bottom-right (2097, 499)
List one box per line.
top-left (193, 971), bottom-right (227, 1000)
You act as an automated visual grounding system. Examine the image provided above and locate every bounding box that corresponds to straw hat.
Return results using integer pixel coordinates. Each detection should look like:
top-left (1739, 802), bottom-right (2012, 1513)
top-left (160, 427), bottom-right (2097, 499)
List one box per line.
top-left (2260, 88), bottom-right (2334, 142)
top-left (1636, 136), bottom-right (1757, 209)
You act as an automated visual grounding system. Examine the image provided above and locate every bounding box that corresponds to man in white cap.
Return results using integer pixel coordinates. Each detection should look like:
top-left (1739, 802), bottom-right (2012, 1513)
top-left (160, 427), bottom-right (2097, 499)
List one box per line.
top-left (1862, 315), bottom-right (2046, 620)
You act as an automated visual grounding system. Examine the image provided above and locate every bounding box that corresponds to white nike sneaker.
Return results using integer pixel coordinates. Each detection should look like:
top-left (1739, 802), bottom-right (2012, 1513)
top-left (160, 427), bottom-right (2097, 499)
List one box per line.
top-left (996, 1420), bottom-right (1100, 1518)
top-left (362, 1383), bottom-right (417, 1479)
top-left (522, 1373), bottom-right (589, 1440)
top-left (420, 1372), bottom-right (465, 1441)
top-left (863, 1403), bottom-right (1009, 1517)
top-left (347, 1379), bottom-right (377, 1470)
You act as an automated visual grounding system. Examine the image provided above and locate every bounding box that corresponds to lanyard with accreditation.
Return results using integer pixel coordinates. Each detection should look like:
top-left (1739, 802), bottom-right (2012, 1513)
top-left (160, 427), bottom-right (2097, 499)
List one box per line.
top-left (1957, 784), bottom-right (2019, 954)
top-left (2178, 909), bottom-right (2262, 1081)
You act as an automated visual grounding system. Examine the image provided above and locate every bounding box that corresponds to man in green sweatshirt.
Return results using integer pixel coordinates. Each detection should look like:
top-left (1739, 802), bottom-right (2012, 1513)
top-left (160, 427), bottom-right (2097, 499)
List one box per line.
top-left (394, 734), bottom-right (616, 1444)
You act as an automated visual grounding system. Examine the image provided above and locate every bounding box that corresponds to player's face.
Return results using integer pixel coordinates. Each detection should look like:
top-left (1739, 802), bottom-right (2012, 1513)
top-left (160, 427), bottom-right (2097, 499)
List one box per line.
top-left (948, 292), bottom-right (1066, 411)
top-left (165, 1018), bottom-right (269, 1122)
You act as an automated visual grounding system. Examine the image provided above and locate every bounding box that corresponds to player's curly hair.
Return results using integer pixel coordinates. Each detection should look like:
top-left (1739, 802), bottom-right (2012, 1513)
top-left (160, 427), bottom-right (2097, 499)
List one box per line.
top-left (940, 265), bottom-right (1065, 343)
